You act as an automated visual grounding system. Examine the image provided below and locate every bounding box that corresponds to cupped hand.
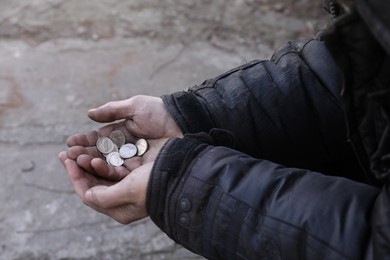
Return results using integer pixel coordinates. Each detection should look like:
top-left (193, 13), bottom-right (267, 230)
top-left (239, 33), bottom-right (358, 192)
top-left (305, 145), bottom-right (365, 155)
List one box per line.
top-left (59, 95), bottom-right (178, 222)
top-left (87, 95), bottom-right (183, 139)
top-left (59, 151), bottom-right (152, 224)
top-left (59, 136), bottom-right (167, 224)
top-left (64, 95), bottom-right (180, 180)
top-left (66, 95), bottom-right (181, 151)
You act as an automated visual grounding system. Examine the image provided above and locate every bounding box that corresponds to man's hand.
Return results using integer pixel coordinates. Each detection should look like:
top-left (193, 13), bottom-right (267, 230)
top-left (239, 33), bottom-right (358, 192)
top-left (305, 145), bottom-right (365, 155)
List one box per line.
top-left (64, 95), bottom-right (180, 180)
top-left (59, 151), bottom-right (152, 224)
top-left (86, 95), bottom-right (182, 139)
top-left (65, 138), bottom-right (167, 181)
top-left (59, 95), bottom-right (179, 223)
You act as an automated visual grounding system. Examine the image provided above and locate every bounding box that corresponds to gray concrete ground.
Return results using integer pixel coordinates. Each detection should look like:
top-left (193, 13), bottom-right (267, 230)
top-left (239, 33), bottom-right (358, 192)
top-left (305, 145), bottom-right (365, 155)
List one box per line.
top-left (0, 1), bottom-right (327, 259)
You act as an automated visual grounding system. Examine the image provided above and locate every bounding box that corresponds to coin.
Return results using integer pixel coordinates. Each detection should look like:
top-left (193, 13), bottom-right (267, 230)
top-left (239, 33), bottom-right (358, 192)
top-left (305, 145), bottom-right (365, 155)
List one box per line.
top-left (110, 145), bottom-right (119, 154)
top-left (106, 152), bottom-right (124, 167)
top-left (119, 143), bottom-right (138, 159)
top-left (109, 130), bottom-right (126, 148)
top-left (135, 138), bottom-right (148, 156)
top-left (96, 137), bottom-right (116, 154)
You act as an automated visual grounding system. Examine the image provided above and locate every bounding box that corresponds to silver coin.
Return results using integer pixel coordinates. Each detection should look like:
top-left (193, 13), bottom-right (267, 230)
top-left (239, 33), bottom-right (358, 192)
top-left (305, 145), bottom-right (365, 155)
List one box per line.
top-left (119, 143), bottom-right (138, 159)
top-left (109, 130), bottom-right (126, 148)
top-left (108, 145), bottom-right (119, 155)
top-left (106, 152), bottom-right (124, 167)
top-left (135, 138), bottom-right (148, 156)
top-left (96, 137), bottom-right (116, 154)
top-left (101, 145), bottom-right (118, 158)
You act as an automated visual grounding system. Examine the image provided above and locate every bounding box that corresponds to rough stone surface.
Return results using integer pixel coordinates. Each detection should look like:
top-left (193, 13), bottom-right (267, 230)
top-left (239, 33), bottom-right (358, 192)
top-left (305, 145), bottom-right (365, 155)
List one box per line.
top-left (0, 0), bottom-right (328, 259)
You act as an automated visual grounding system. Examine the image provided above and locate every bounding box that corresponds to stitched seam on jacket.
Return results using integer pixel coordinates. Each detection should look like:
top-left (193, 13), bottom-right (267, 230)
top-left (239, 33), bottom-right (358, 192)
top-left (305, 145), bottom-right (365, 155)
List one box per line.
top-left (191, 60), bottom-right (264, 92)
top-left (277, 40), bottom-right (345, 157)
top-left (298, 42), bottom-right (344, 110)
top-left (260, 214), bottom-right (349, 259)
top-left (198, 177), bottom-right (350, 259)
top-left (190, 60), bottom-right (266, 131)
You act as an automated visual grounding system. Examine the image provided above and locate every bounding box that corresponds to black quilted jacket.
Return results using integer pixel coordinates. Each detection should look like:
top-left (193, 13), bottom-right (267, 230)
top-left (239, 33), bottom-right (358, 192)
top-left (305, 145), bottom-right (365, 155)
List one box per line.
top-left (146, 1), bottom-right (390, 259)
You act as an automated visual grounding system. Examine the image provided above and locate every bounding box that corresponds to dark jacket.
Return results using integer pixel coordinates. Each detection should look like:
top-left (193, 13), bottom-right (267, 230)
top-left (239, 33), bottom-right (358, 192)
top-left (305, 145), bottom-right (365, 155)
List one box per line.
top-left (146, 1), bottom-right (390, 259)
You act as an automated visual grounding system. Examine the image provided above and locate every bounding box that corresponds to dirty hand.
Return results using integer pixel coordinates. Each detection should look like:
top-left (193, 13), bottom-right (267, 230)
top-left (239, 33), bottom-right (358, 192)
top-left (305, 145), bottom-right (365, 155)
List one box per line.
top-left (59, 136), bottom-right (167, 223)
top-left (58, 95), bottom-right (179, 222)
top-left (88, 95), bottom-right (182, 139)
top-left (63, 137), bottom-right (167, 181)
top-left (64, 95), bottom-right (178, 179)
top-left (59, 151), bottom-right (153, 224)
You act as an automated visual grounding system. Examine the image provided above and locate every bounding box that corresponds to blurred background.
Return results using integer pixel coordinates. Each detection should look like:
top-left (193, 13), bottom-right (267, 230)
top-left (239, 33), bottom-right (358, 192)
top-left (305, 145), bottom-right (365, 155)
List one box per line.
top-left (0, 0), bottom-right (327, 259)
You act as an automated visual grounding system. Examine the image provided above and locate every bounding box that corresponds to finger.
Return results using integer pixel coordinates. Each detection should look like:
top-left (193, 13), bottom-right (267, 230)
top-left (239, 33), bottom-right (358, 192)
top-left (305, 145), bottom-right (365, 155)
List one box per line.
top-left (85, 183), bottom-right (128, 209)
top-left (64, 159), bottom-right (97, 201)
top-left (85, 163), bottom-right (152, 209)
top-left (67, 146), bottom-right (102, 160)
top-left (79, 191), bottom-right (146, 224)
top-left (67, 126), bottom-right (129, 148)
top-left (88, 99), bottom-right (135, 123)
top-left (58, 151), bottom-right (67, 165)
top-left (76, 154), bottom-right (96, 175)
top-left (83, 163), bottom-right (152, 224)
top-left (80, 155), bottom-right (132, 182)
top-left (67, 131), bottom-right (100, 147)
top-left (84, 168), bottom-right (141, 209)
top-left (67, 146), bottom-right (86, 160)
top-left (80, 186), bottom-right (139, 224)
top-left (91, 158), bottom-right (130, 181)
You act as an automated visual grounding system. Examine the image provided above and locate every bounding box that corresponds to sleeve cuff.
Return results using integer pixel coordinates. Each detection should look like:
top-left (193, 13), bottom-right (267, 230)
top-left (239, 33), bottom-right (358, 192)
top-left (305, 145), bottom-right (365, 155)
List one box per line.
top-left (162, 91), bottom-right (215, 134)
top-left (146, 135), bottom-right (208, 235)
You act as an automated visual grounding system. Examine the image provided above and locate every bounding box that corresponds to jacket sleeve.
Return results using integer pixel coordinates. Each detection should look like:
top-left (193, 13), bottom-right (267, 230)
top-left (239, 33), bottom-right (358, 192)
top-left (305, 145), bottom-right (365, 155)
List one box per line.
top-left (146, 135), bottom-right (381, 260)
top-left (162, 39), bottom-right (346, 170)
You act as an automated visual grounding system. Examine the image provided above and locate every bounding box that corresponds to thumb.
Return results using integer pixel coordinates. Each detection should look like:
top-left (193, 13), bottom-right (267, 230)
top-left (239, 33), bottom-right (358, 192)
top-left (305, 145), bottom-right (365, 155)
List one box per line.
top-left (85, 183), bottom-right (129, 209)
top-left (86, 163), bottom-right (152, 209)
top-left (88, 99), bottom-right (135, 123)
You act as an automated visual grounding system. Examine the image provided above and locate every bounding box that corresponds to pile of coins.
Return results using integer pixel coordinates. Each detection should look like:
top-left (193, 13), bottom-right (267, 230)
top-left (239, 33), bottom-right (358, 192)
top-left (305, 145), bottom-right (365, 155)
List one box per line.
top-left (96, 130), bottom-right (148, 167)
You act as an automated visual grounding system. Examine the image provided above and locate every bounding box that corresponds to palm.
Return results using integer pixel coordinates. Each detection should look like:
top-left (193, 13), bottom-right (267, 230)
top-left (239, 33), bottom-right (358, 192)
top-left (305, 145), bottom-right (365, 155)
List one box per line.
top-left (65, 96), bottom-right (180, 181)
top-left (59, 151), bottom-right (151, 224)
top-left (88, 95), bottom-right (183, 139)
